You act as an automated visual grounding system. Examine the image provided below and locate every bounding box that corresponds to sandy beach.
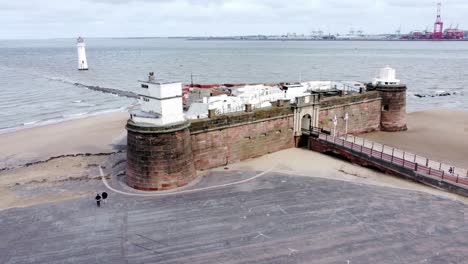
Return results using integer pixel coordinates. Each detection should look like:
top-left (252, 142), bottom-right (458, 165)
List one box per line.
top-left (360, 108), bottom-right (468, 169)
top-left (0, 108), bottom-right (467, 210)
top-left (0, 112), bottom-right (129, 209)
top-left (0, 111), bottom-right (129, 169)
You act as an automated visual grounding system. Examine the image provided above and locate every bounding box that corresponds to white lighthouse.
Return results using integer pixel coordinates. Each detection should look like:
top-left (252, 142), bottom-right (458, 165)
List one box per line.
top-left (76, 37), bottom-right (88, 70)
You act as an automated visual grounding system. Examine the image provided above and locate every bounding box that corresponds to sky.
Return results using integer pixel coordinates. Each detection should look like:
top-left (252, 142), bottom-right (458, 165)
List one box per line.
top-left (1, 0), bottom-right (467, 39)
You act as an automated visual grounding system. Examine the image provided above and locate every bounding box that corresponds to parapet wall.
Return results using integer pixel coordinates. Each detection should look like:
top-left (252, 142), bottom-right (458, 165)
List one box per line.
top-left (190, 107), bottom-right (295, 170)
top-left (318, 91), bottom-right (382, 134)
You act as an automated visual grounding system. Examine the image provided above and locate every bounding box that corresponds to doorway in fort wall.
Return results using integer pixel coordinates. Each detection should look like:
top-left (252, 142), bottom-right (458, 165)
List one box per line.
top-left (293, 95), bottom-right (320, 147)
top-left (301, 114), bottom-right (312, 132)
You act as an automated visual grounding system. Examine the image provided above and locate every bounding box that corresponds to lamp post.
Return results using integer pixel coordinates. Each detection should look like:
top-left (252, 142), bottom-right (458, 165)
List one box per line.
top-left (332, 114), bottom-right (338, 137)
top-left (344, 112), bottom-right (349, 135)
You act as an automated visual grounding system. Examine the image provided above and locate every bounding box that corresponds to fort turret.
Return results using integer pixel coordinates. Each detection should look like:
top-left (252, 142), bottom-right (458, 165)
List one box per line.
top-left (371, 66), bottom-right (407, 131)
top-left (126, 72), bottom-right (196, 191)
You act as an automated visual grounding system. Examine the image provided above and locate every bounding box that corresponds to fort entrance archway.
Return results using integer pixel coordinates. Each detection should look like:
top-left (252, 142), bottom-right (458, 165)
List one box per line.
top-left (293, 94), bottom-right (320, 147)
top-left (301, 114), bottom-right (312, 132)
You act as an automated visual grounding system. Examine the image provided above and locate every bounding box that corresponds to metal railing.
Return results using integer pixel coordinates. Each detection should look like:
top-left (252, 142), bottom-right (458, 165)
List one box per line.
top-left (215, 105), bottom-right (245, 115)
top-left (312, 128), bottom-right (468, 186)
top-left (214, 101), bottom-right (272, 115)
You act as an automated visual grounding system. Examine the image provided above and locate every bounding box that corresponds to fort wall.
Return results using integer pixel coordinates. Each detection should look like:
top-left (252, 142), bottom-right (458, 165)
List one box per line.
top-left (318, 91), bottom-right (382, 134)
top-left (190, 107), bottom-right (295, 170)
top-left (126, 121), bottom-right (196, 191)
top-left (126, 89), bottom-right (408, 191)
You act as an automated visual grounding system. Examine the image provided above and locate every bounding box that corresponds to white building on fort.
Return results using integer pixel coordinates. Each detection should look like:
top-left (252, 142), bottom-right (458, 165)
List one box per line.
top-left (131, 68), bottom-right (394, 123)
top-left (129, 72), bottom-right (186, 126)
top-left (372, 66), bottom-right (401, 86)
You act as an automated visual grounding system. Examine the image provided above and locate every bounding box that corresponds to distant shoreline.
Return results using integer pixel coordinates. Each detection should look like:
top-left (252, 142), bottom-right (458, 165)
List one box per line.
top-left (1, 36), bottom-right (467, 42)
top-left (187, 38), bottom-right (468, 42)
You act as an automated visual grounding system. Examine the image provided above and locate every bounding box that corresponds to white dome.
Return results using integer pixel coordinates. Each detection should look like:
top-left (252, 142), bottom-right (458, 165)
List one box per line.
top-left (372, 66), bottom-right (400, 86)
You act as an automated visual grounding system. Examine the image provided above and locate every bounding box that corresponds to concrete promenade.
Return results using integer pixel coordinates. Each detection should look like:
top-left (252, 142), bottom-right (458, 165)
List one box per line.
top-left (1, 170), bottom-right (467, 264)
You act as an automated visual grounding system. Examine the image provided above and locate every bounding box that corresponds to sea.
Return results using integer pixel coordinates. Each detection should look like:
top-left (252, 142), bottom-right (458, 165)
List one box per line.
top-left (0, 38), bottom-right (467, 132)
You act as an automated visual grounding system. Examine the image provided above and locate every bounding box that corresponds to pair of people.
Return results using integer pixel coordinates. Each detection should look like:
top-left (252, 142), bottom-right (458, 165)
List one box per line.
top-left (448, 167), bottom-right (455, 174)
top-left (95, 192), bottom-right (108, 207)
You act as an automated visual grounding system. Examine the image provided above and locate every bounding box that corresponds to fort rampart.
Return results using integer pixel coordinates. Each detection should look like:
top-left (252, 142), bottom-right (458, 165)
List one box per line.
top-left (190, 107), bottom-right (294, 170)
top-left (318, 91), bottom-right (382, 134)
top-left (126, 86), bottom-right (407, 191)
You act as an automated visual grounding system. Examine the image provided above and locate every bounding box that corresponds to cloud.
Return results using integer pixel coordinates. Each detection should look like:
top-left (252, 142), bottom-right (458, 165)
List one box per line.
top-left (0, 0), bottom-right (466, 39)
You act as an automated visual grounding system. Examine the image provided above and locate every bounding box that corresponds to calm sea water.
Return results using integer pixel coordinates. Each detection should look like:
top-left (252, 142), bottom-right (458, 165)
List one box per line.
top-left (0, 38), bottom-right (467, 131)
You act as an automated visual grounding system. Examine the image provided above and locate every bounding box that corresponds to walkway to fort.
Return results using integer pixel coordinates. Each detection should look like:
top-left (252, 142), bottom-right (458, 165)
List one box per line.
top-left (309, 128), bottom-right (468, 187)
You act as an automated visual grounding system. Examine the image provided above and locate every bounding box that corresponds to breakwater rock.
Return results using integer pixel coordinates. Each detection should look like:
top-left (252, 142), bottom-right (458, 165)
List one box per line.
top-left (74, 83), bottom-right (139, 99)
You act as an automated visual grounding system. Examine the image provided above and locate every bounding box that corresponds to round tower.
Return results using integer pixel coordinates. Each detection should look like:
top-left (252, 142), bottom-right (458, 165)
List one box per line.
top-left (126, 73), bottom-right (196, 191)
top-left (372, 67), bottom-right (407, 132)
top-left (76, 37), bottom-right (88, 70)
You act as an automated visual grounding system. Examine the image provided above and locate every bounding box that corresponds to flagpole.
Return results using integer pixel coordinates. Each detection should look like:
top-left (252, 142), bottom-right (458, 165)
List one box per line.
top-left (333, 114), bottom-right (337, 137)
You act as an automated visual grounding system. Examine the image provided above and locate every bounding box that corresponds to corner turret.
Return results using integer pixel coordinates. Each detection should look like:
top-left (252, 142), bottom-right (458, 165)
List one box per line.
top-left (370, 67), bottom-right (407, 132)
top-left (126, 72), bottom-right (196, 191)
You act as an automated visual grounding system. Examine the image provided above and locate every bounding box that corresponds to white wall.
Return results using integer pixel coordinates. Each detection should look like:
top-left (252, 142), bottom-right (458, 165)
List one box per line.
top-left (148, 82), bottom-right (182, 99)
top-left (135, 81), bottom-right (186, 125)
top-left (77, 43), bottom-right (88, 70)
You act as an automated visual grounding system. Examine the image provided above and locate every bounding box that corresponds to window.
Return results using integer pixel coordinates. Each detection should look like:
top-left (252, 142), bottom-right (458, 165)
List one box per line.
top-left (141, 84), bottom-right (149, 89)
top-left (143, 97), bottom-right (150, 102)
top-left (383, 105), bottom-right (389, 111)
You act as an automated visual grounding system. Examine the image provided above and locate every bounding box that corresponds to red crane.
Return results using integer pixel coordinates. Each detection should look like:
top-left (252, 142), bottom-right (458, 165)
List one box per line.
top-left (433, 2), bottom-right (444, 40)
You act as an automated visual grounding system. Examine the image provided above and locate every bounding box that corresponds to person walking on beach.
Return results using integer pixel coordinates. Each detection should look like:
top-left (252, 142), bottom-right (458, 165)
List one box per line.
top-left (102, 192), bottom-right (108, 204)
top-left (95, 193), bottom-right (102, 207)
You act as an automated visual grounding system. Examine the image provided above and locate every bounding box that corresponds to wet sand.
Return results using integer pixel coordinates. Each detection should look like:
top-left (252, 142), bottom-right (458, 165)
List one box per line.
top-left (360, 108), bottom-right (468, 169)
top-left (0, 111), bottom-right (129, 169)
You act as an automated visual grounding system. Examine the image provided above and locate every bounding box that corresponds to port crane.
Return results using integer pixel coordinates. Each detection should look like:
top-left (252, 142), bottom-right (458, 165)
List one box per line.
top-left (433, 2), bottom-right (443, 40)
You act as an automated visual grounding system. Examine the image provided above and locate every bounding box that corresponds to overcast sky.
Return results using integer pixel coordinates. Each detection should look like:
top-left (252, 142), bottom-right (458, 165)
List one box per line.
top-left (1, 0), bottom-right (467, 39)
